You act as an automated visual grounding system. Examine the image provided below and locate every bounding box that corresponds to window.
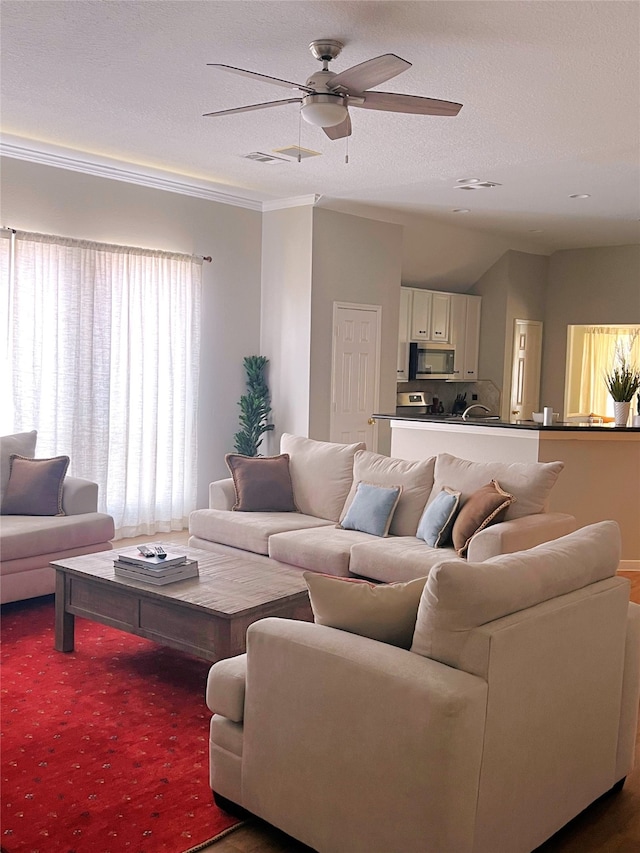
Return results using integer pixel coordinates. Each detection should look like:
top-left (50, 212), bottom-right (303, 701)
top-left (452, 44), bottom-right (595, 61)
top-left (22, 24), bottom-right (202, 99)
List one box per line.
top-left (2, 230), bottom-right (202, 538)
top-left (565, 325), bottom-right (640, 419)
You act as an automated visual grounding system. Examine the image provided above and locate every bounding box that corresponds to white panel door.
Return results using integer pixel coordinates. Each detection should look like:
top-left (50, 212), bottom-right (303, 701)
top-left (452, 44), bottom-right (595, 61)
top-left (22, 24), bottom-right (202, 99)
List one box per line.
top-left (509, 320), bottom-right (543, 421)
top-left (330, 304), bottom-right (381, 450)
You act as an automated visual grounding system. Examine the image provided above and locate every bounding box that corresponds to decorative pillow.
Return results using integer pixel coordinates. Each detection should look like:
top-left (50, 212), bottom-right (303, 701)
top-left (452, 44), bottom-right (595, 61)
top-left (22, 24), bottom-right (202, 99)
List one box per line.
top-left (340, 450), bottom-right (436, 536)
top-left (1, 454), bottom-right (69, 516)
top-left (339, 481), bottom-right (402, 537)
top-left (0, 430), bottom-right (37, 504)
top-left (428, 453), bottom-right (564, 521)
top-left (410, 521), bottom-right (621, 672)
top-left (225, 453), bottom-right (298, 512)
top-left (304, 571), bottom-right (428, 649)
top-left (280, 434), bottom-right (365, 522)
top-left (416, 486), bottom-right (461, 547)
top-left (451, 480), bottom-right (515, 556)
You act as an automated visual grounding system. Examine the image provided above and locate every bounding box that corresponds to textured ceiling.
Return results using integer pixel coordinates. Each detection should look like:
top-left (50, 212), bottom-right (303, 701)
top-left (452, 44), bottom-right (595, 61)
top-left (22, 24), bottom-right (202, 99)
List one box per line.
top-left (1, 0), bottom-right (639, 252)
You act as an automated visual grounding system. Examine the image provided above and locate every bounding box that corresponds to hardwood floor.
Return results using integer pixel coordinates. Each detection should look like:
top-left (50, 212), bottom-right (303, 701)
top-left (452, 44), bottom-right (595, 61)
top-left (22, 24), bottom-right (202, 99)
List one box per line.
top-left (120, 535), bottom-right (639, 852)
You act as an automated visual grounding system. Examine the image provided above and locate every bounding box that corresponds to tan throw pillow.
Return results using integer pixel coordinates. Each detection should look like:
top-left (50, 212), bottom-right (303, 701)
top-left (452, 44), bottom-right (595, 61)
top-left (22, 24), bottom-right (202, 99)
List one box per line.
top-left (304, 571), bottom-right (429, 649)
top-left (225, 453), bottom-right (298, 512)
top-left (1, 454), bottom-right (69, 516)
top-left (451, 480), bottom-right (515, 556)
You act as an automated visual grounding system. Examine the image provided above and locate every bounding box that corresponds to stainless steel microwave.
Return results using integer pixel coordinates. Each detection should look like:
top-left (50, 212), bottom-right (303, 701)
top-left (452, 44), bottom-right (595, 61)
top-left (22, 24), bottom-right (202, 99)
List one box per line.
top-left (409, 342), bottom-right (456, 380)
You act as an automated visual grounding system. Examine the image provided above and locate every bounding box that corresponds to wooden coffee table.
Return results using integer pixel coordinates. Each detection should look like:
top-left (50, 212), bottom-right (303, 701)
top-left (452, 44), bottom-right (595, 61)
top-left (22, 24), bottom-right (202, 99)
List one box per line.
top-left (51, 544), bottom-right (313, 662)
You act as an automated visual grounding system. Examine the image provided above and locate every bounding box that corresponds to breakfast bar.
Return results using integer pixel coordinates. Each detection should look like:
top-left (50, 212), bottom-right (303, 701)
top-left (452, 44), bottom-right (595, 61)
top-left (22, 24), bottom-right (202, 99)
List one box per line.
top-left (373, 412), bottom-right (640, 567)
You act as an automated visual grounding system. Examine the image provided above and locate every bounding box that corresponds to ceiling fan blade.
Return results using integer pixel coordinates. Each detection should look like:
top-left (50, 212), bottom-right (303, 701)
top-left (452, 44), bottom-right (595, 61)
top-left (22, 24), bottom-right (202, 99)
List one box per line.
top-left (203, 98), bottom-right (302, 118)
top-left (207, 64), bottom-right (314, 94)
top-left (353, 91), bottom-right (462, 116)
top-left (323, 113), bottom-right (352, 140)
top-left (328, 54), bottom-right (411, 95)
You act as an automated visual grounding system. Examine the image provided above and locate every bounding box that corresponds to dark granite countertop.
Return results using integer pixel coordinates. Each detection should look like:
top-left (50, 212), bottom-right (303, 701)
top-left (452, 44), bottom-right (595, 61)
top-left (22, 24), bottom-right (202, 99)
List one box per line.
top-left (373, 412), bottom-right (640, 432)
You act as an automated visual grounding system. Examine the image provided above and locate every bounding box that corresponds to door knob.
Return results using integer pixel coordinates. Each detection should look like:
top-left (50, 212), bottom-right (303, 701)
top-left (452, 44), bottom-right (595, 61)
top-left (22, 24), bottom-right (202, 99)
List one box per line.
top-left (368, 418), bottom-right (376, 425)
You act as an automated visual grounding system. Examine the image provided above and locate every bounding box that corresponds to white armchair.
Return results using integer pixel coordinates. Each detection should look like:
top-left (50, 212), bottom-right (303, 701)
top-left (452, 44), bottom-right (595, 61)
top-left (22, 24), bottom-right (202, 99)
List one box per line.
top-left (206, 521), bottom-right (640, 853)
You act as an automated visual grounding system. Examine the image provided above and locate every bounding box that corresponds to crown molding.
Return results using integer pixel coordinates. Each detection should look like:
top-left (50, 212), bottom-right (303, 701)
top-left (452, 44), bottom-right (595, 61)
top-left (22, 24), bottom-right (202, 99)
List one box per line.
top-left (0, 134), bottom-right (266, 211)
top-left (262, 195), bottom-right (321, 211)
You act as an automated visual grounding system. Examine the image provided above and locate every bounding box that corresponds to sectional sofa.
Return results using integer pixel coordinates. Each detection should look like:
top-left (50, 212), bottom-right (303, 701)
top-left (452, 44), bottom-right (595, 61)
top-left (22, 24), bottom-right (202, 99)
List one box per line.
top-left (189, 434), bottom-right (577, 580)
top-left (0, 430), bottom-right (115, 604)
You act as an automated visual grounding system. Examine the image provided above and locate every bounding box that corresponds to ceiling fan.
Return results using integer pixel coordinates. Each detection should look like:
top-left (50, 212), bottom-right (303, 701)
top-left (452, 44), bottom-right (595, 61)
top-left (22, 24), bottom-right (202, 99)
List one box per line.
top-left (203, 39), bottom-right (462, 140)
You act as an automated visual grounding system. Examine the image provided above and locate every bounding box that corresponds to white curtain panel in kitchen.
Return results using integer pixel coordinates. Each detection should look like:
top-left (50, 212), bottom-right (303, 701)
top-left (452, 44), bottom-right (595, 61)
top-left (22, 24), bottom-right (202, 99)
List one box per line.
top-left (7, 231), bottom-right (201, 538)
top-left (579, 326), bottom-right (640, 418)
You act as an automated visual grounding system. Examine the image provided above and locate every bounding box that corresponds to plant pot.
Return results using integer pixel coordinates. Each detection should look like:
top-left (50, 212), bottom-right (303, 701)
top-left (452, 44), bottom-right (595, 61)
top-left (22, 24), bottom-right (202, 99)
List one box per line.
top-left (613, 401), bottom-right (631, 427)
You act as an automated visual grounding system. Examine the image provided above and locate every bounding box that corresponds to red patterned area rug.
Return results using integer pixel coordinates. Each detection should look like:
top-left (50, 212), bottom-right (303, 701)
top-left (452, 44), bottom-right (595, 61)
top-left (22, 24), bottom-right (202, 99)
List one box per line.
top-left (1, 597), bottom-right (240, 853)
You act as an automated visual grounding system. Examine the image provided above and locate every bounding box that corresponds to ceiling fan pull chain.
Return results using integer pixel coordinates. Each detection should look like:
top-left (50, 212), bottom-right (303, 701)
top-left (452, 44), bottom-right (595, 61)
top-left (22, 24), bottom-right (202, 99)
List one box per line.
top-left (298, 110), bottom-right (302, 163)
top-left (345, 133), bottom-right (349, 165)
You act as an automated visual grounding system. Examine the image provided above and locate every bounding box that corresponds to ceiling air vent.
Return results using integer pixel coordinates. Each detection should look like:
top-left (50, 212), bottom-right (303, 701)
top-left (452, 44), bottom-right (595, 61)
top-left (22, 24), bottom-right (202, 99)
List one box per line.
top-left (242, 152), bottom-right (289, 164)
top-left (273, 146), bottom-right (321, 160)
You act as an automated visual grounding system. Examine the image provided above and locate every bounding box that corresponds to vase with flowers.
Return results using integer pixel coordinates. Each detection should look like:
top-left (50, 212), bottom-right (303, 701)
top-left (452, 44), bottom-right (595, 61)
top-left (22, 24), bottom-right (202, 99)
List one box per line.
top-left (604, 356), bottom-right (640, 427)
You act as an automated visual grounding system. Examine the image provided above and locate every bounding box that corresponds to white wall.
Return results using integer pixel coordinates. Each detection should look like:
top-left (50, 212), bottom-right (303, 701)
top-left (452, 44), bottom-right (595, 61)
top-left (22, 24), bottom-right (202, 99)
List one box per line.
top-left (260, 206), bottom-right (314, 452)
top-left (0, 157), bottom-right (263, 507)
top-left (310, 208), bottom-right (403, 455)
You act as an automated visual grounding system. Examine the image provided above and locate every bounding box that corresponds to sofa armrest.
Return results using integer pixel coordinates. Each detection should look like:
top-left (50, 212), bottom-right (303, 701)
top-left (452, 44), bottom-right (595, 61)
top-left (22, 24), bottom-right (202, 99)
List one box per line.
top-left (240, 618), bottom-right (488, 853)
top-left (61, 476), bottom-right (99, 515)
top-left (209, 478), bottom-right (236, 510)
top-left (467, 512), bottom-right (577, 562)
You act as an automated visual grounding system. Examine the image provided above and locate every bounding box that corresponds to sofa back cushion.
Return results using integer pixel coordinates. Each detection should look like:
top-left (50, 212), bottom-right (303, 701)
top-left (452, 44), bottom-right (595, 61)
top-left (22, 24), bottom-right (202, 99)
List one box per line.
top-left (429, 453), bottom-right (564, 521)
top-left (410, 521), bottom-right (621, 670)
top-left (1, 431), bottom-right (37, 504)
top-left (280, 434), bottom-right (365, 522)
top-left (340, 450), bottom-right (436, 536)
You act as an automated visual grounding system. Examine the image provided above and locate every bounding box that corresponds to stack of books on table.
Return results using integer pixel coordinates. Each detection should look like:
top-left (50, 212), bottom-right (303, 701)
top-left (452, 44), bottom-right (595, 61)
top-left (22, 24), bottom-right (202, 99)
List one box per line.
top-left (114, 549), bottom-right (199, 585)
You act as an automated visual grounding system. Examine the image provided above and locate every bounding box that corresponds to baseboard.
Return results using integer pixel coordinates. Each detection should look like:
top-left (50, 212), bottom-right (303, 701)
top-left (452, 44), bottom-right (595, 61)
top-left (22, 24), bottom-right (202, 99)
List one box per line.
top-left (618, 560), bottom-right (640, 571)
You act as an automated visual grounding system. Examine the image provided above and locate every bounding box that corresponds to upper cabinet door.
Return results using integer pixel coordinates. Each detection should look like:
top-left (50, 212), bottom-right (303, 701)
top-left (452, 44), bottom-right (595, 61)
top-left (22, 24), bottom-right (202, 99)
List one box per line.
top-left (430, 293), bottom-right (451, 341)
top-left (398, 288), bottom-right (412, 343)
top-left (463, 296), bottom-right (481, 381)
top-left (410, 290), bottom-right (432, 340)
top-left (448, 294), bottom-right (467, 379)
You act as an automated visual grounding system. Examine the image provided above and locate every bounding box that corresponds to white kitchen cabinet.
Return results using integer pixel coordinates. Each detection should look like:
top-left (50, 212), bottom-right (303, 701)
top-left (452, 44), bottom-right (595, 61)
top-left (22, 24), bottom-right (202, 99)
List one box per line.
top-left (448, 294), bottom-right (481, 381)
top-left (410, 289), bottom-right (432, 340)
top-left (430, 293), bottom-right (451, 341)
top-left (397, 288), bottom-right (412, 381)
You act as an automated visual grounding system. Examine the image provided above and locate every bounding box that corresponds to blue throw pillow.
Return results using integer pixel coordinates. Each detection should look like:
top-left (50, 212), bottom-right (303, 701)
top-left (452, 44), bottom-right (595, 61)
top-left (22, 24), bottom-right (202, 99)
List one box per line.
top-left (340, 481), bottom-right (402, 537)
top-left (416, 487), bottom-right (461, 547)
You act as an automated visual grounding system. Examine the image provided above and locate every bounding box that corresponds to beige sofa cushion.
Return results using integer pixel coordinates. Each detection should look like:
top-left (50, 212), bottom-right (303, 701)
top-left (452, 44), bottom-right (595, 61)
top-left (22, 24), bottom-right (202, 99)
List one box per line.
top-left (350, 536), bottom-right (465, 583)
top-left (304, 572), bottom-right (429, 649)
top-left (429, 453), bottom-right (564, 521)
top-left (189, 508), bottom-right (333, 557)
top-left (0, 512), bottom-right (116, 563)
top-left (1, 431), bottom-right (37, 503)
top-left (411, 520), bottom-right (621, 669)
top-left (280, 434), bottom-right (365, 523)
top-left (340, 450), bottom-right (435, 536)
top-left (269, 526), bottom-right (374, 577)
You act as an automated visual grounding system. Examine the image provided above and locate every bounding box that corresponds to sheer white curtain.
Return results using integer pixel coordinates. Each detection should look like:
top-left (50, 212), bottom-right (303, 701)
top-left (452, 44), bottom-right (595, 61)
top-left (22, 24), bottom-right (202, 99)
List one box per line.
top-left (7, 231), bottom-right (201, 538)
top-left (579, 326), bottom-right (640, 417)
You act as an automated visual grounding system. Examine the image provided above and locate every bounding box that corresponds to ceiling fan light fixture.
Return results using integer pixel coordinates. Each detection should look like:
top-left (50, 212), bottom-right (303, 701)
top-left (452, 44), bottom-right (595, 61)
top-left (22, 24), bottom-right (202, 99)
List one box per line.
top-left (301, 94), bottom-right (347, 127)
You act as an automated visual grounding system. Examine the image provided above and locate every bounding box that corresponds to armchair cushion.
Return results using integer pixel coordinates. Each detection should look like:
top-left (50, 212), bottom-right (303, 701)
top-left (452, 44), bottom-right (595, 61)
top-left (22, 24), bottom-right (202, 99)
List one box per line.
top-left (304, 572), bottom-right (428, 649)
top-left (0, 430), bottom-right (37, 503)
top-left (1, 454), bottom-right (70, 516)
top-left (411, 521), bottom-right (621, 669)
top-left (429, 453), bottom-right (564, 521)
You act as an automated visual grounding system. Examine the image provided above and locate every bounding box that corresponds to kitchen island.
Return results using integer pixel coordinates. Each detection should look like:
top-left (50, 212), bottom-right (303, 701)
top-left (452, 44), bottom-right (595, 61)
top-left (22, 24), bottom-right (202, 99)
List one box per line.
top-left (373, 412), bottom-right (640, 567)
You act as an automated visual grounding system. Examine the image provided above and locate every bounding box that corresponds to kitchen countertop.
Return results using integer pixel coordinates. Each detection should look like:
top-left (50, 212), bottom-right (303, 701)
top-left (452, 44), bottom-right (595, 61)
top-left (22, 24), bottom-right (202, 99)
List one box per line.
top-left (373, 411), bottom-right (640, 432)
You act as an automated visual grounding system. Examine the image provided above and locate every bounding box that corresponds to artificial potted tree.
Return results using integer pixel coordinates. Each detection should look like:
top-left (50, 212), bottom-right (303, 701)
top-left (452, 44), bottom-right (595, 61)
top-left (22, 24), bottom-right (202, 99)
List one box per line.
top-left (604, 355), bottom-right (640, 426)
top-left (233, 355), bottom-right (274, 455)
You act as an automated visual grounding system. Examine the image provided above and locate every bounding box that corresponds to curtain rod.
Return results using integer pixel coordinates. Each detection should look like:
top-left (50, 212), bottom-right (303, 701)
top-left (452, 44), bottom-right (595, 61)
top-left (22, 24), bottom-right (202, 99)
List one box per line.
top-left (1, 226), bottom-right (211, 262)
